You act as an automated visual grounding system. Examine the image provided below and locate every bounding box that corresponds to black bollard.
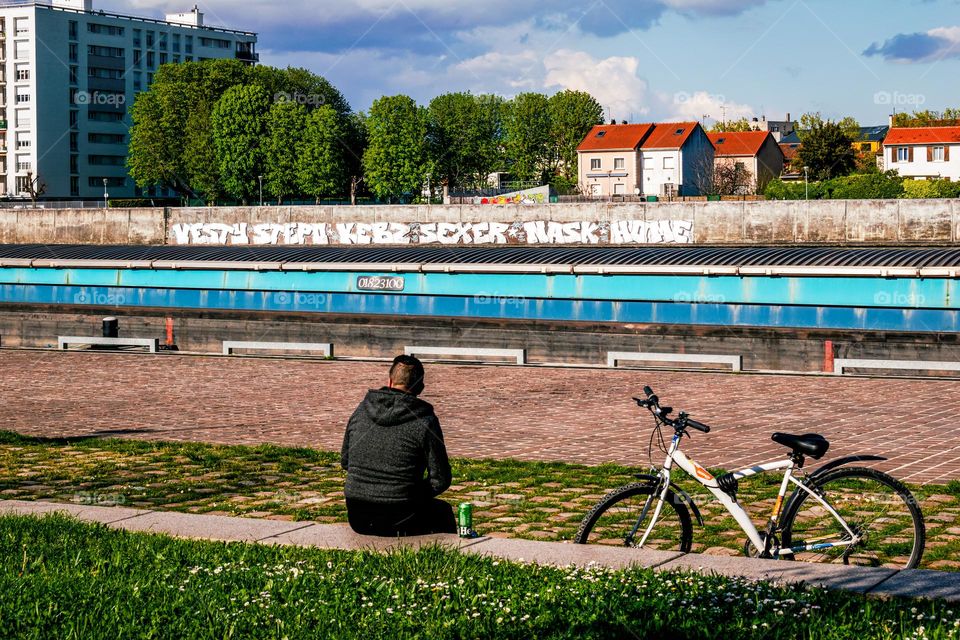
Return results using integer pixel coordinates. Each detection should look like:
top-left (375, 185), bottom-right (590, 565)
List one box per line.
top-left (102, 317), bottom-right (119, 339)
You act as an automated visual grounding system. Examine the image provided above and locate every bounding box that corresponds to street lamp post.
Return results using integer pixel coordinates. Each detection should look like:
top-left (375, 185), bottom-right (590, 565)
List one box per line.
top-left (425, 172), bottom-right (431, 204)
top-left (102, 178), bottom-right (109, 209)
top-left (803, 166), bottom-right (809, 201)
top-left (258, 175), bottom-right (264, 207)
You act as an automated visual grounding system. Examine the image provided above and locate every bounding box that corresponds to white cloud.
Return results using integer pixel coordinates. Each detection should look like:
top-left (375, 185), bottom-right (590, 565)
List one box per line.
top-left (544, 49), bottom-right (650, 120)
top-left (665, 90), bottom-right (753, 122)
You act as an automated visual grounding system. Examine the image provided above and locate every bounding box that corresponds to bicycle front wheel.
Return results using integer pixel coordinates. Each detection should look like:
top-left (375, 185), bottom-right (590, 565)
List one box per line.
top-left (574, 483), bottom-right (693, 551)
top-left (780, 467), bottom-right (925, 569)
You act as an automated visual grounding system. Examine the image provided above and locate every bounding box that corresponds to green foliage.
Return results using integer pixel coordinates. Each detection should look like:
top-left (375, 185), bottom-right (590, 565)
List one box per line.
top-left (504, 92), bottom-right (552, 182)
top-left (795, 113), bottom-right (857, 181)
top-left (822, 172), bottom-right (904, 200)
top-left (363, 95), bottom-right (430, 201)
top-left (427, 92), bottom-right (506, 191)
top-left (764, 178), bottom-right (823, 200)
top-left (211, 85), bottom-right (272, 203)
top-left (893, 108), bottom-right (960, 127)
top-left (182, 101), bottom-right (222, 204)
top-left (264, 101), bottom-right (308, 204)
top-left (297, 105), bottom-right (349, 201)
top-left (902, 179), bottom-right (960, 199)
top-left (548, 90), bottom-right (604, 181)
top-left (709, 117), bottom-right (753, 132)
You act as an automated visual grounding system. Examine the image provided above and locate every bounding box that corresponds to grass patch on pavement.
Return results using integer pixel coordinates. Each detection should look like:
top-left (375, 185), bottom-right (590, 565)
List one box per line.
top-left (2, 513), bottom-right (959, 640)
top-left (2, 430), bottom-right (960, 570)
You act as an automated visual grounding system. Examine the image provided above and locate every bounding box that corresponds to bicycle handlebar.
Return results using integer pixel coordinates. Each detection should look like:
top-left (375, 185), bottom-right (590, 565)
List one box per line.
top-left (634, 387), bottom-right (712, 434)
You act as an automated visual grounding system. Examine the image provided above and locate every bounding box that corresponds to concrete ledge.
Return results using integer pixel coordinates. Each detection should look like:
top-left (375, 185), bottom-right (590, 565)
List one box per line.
top-left (835, 358), bottom-right (960, 375)
top-left (0, 499), bottom-right (150, 525)
top-left (405, 346), bottom-right (527, 365)
top-left (4, 500), bottom-right (959, 602)
top-left (261, 523), bottom-right (488, 551)
top-left (223, 341), bottom-right (334, 357)
top-left (608, 351), bottom-right (742, 372)
top-left (657, 553), bottom-right (895, 594)
top-left (106, 510), bottom-right (315, 543)
top-left (463, 537), bottom-right (683, 570)
top-left (866, 569), bottom-right (960, 602)
top-left (59, 336), bottom-right (159, 353)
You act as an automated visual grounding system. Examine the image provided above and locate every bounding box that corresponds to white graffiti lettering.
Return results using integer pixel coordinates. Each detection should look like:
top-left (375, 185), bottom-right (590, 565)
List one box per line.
top-left (169, 220), bottom-right (694, 246)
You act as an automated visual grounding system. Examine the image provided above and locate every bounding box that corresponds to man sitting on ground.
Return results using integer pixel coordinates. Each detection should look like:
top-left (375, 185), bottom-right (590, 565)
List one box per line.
top-left (341, 355), bottom-right (456, 536)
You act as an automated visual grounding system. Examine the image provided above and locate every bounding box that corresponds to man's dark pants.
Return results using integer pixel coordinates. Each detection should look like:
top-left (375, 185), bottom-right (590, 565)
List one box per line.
top-left (346, 497), bottom-right (457, 536)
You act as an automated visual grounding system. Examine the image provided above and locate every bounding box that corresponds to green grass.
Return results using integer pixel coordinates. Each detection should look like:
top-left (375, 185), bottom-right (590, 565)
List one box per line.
top-left (1, 513), bottom-right (958, 640)
top-left (2, 430), bottom-right (960, 570)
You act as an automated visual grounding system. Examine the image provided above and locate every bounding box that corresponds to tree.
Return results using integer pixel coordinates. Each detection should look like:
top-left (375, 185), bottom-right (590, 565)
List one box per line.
top-left (893, 109), bottom-right (960, 127)
top-left (426, 92), bottom-right (507, 192)
top-left (297, 105), bottom-right (348, 202)
top-left (795, 114), bottom-right (856, 181)
top-left (548, 90), bottom-right (604, 181)
top-left (182, 101), bottom-right (222, 204)
top-left (713, 163), bottom-right (754, 195)
top-left (127, 83), bottom-right (198, 197)
top-left (23, 172), bottom-right (47, 205)
top-left (362, 95), bottom-right (430, 202)
top-left (504, 92), bottom-right (551, 183)
top-left (710, 118), bottom-right (753, 133)
top-left (211, 84), bottom-right (271, 203)
top-left (264, 101), bottom-right (308, 204)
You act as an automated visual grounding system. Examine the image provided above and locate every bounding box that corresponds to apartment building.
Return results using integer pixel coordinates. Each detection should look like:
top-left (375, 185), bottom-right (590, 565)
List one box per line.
top-left (0, 0), bottom-right (257, 200)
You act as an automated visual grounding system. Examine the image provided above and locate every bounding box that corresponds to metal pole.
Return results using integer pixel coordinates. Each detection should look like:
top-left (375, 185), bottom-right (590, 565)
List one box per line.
top-left (258, 175), bottom-right (263, 206)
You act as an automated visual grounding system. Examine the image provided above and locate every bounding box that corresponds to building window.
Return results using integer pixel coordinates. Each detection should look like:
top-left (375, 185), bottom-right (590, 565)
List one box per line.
top-left (133, 50), bottom-right (142, 67)
top-left (16, 67), bottom-right (29, 81)
top-left (614, 158), bottom-right (625, 170)
top-left (590, 158), bottom-right (601, 170)
top-left (16, 110), bottom-right (30, 127)
top-left (69, 66), bottom-right (78, 84)
top-left (147, 51), bottom-right (155, 68)
top-left (133, 72), bottom-right (142, 92)
top-left (14, 18), bottom-right (28, 36)
top-left (200, 37), bottom-right (231, 49)
top-left (133, 29), bottom-right (142, 48)
top-left (159, 32), bottom-right (168, 50)
top-left (15, 41), bottom-right (30, 60)
top-left (88, 155), bottom-right (126, 166)
top-left (933, 146), bottom-right (945, 162)
top-left (69, 43), bottom-right (78, 63)
top-left (89, 132), bottom-right (125, 145)
top-left (70, 155), bottom-right (78, 173)
top-left (70, 176), bottom-right (79, 197)
top-left (88, 45), bottom-right (124, 58)
top-left (88, 23), bottom-right (125, 37)
top-left (69, 110), bottom-right (79, 129)
top-left (614, 183), bottom-right (626, 195)
top-left (860, 143), bottom-right (871, 152)
top-left (89, 67), bottom-right (125, 80)
top-left (70, 132), bottom-right (78, 152)
top-left (88, 111), bottom-right (125, 123)
top-left (16, 157), bottom-right (31, 172)
top-left (146, 31), bottom-right (155, 47)
top-left (173, 34), bottom-right (181, 52)
top-left (90, 177), bottom-right (125, 188)
top-left (69, 21), bottom-right (78, 40)
top-left (16, 134), bottom-right (29, 149)
top-left (185, 36), bottom-right (193, 53)
top-left (160, 52), bottom-right (168, 65)
top-left (663, 156), bottom-right (676, 170)
top-left (15, 93), bottom-right (29, 104)
top-left (897, 147), bottom-right (910, 163)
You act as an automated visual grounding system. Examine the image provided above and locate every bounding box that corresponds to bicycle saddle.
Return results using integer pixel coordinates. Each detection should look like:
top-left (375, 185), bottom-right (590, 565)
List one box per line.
top-left (771, 433), bottom-right (830, 459)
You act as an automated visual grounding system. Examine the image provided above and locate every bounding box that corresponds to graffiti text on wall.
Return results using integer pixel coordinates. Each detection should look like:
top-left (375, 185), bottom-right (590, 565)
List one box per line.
top-left (170, 220), bottom-right (694, 246)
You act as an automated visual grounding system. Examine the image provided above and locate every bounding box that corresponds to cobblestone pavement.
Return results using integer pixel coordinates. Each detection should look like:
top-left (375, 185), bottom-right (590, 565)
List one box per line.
top-left (2, 350), bottom-right (960, 484)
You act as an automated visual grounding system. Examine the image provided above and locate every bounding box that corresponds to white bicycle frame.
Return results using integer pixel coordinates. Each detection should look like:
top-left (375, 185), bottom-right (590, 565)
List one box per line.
top-left (637, 432), bottom-right (860, 557)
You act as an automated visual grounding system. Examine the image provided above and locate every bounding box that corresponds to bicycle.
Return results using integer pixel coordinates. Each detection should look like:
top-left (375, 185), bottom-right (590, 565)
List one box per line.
top-left (574, 387), bottom-right (926, 569)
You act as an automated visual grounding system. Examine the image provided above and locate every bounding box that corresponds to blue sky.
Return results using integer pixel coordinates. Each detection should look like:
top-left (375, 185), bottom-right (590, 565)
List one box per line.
top-left (104, 0), bottom-right (960, 126)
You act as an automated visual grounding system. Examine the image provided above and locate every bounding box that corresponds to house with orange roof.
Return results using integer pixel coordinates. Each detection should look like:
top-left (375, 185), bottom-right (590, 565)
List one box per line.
top-left (707, 130), bottom-right (784, 193)
top-left (576, 122), bottom-right (714, 198)
top-left (882, 126), bottom-right (960, 181)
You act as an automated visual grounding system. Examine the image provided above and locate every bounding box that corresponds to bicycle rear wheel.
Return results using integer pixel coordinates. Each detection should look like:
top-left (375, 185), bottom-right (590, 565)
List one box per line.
top-left (780, 467), bottom-right (925, 569)
top-left (574, 482), bottom-right (693, 551)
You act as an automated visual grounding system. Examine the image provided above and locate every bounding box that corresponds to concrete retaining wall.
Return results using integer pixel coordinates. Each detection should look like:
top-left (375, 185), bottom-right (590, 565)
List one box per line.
top-left (0, 200), bottom-right (958, 245)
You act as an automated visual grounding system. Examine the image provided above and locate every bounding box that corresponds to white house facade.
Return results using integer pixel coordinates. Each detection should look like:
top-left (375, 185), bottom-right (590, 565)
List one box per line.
top-left (883, 126), bottom-right (960, 181)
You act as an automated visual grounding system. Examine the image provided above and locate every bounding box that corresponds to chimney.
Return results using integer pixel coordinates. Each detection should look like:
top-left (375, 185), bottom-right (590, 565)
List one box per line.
top-left (786, 112), bottom-right (791, 122)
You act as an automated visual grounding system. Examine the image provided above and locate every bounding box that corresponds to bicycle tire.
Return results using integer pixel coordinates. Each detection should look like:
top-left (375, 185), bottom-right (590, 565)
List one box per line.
top-left (574, 482), bottom-right (694, 551)
top-left (780, 467), bottom-right (925, 569)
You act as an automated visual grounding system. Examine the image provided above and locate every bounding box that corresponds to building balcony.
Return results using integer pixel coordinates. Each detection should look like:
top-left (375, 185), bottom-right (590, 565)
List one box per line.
top-left (0, 120), bottom-right (7, 130)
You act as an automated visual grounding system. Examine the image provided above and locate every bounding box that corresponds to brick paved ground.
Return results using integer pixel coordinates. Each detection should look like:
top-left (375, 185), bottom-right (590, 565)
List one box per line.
top-left (2, 350), bottom-right (960, 484)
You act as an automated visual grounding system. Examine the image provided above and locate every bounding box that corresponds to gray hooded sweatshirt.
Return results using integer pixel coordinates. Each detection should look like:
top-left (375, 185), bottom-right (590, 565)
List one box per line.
top-left (341, 387), bottom-right (452, 504)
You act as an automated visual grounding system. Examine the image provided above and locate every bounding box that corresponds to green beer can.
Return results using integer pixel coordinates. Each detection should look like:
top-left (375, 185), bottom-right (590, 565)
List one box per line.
top-left (457, 502), bottom-right (473, 538)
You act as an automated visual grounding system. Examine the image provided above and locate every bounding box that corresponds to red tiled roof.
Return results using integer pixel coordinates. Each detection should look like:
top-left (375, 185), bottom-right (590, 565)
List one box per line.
top-left (708, 130), bottom-right (772, 157)
top-left (577, 124), bottom-right (655, 151)
top-left (641, 122), bottom-right (700, 150)
top-left (780, 143), bottom-right (799, 162)
top-left (884, 126), bottom-right (960, 145)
